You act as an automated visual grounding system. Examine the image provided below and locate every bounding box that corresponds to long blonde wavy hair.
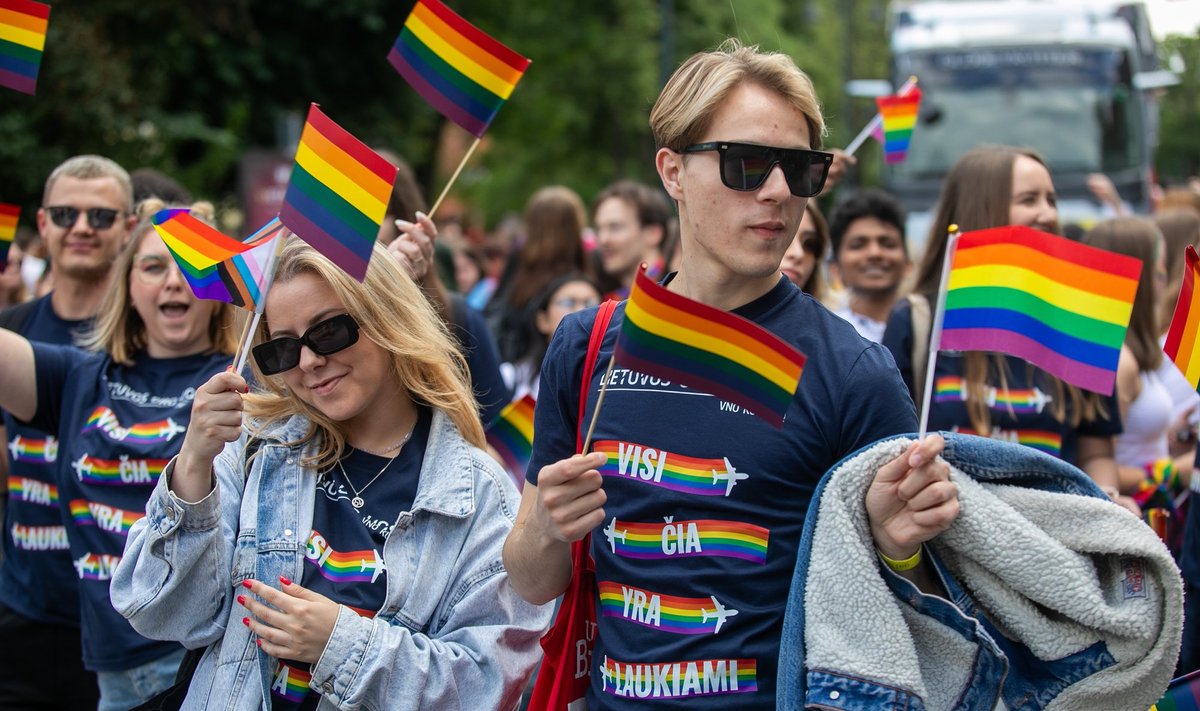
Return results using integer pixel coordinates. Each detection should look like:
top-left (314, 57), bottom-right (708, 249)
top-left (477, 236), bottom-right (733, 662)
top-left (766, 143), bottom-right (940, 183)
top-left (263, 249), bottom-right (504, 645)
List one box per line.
top-left (243, 238), bottom-right (485, 470)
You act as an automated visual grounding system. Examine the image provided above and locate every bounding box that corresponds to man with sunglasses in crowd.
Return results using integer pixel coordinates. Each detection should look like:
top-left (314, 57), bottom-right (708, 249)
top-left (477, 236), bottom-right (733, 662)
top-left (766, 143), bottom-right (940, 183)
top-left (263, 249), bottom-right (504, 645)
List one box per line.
top-left (0, 155), bottom-right (135, 709)
top-left (504, 41), bottom-right (958, 709)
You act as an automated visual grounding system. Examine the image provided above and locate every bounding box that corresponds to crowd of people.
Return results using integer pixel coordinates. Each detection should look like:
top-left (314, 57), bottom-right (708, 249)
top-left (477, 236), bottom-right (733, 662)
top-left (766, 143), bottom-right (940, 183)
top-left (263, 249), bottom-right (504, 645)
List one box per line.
top-left (0, 38), bottom-right (1197, 710)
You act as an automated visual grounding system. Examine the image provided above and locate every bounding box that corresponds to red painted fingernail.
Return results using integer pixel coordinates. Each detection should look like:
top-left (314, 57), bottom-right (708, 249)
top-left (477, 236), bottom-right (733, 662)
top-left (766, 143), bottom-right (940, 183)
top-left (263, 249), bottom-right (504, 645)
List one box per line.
top-left (242, 617), bottom-right (249, 626)
top-left (236, 595), bottom-right (245, 606)
top-left (242, 579), bottom-right (253, 589)
top-left (279, 575), bottom-right (292, 586)
top-left (256, 639), bottom-right (262, 647)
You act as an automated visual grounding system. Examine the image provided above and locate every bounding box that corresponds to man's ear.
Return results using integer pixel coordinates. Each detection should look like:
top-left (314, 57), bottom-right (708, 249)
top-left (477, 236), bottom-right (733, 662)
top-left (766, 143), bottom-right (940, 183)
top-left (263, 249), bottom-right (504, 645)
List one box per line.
top-left (656, 147), bottom-right (685, 202)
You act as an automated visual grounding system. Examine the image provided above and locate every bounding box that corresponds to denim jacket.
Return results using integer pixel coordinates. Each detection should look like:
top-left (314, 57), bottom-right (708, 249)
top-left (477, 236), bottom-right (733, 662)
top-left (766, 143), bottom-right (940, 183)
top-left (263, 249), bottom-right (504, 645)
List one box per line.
top-left (110, 410), bottom-right (552, 711)
top-left (778, 433), bottom-right (1181, 711)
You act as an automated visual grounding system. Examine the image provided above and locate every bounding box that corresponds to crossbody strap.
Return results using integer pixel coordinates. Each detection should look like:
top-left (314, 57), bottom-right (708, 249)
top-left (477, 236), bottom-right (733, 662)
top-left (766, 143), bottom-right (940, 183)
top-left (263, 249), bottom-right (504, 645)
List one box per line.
top-left (576, 300), bottom-right (619, 454)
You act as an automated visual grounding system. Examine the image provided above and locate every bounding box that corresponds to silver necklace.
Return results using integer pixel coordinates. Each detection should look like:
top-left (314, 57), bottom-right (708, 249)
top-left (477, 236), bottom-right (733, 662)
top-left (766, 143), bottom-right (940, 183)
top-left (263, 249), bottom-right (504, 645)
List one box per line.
top-left (337, 428), bottom-right (415, 510)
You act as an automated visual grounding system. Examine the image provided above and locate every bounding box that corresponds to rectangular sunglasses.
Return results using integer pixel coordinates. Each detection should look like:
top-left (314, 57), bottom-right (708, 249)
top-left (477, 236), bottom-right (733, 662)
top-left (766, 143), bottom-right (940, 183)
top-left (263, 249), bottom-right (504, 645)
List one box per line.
top-left (252, 313), bottom-right (360, 376)
top-left (681, 141), bottom-right (834, 198)
top-left (43, 206), bottom-right (122, 230)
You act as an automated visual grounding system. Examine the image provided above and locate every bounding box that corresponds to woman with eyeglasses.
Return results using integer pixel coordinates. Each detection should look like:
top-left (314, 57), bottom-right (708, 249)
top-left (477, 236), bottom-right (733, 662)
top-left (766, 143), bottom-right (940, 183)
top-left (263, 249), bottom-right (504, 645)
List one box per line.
top-left (0, 199), bottom-right (236, 710)
top-left (110, 238), bottom-right (551, 709)
top-left (500, 272), bottom-right (602, 401)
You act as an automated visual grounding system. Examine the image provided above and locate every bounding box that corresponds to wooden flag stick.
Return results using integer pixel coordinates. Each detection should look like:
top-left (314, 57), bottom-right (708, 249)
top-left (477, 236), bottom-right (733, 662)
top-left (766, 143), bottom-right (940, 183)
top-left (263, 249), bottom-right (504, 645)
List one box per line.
top-left (581, 354), bottom-right (616, 453)
top-left (917, 226), bottom-right (960, 440)
top-left (232, 230), bottom-right (289, 377)
top-left (428, 137), bottom-right (482, 220)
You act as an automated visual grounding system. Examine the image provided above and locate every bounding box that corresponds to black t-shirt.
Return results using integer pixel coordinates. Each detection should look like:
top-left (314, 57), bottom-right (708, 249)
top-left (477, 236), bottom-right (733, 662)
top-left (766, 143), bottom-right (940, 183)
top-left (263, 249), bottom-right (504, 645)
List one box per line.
top-left (270, 408), bottom-right (429, 709)
top-left (529, 276), bottom-right (915, 709)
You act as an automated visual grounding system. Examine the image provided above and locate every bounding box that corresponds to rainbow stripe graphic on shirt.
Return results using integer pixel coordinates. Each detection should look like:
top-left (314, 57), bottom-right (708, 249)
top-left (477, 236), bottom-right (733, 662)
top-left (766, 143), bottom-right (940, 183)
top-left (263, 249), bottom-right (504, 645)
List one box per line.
top-left (601, 654), bottom-right (757, 699)
top-left (71, 454), bottom-right (168, 486)
top-left (304, 530), bottom-right (385, 584)
top-left (81, 406), bottom-right (186, 443)
top-left (271, 661), bottom-right (312, 702)
top-left (592, 440), bottom-right (748, 497)
top-left (933, 377), bottom-right (1048, 414)
top-left (69, 499), bottom-right (142, 535)
top-left (8, 475), bottom-right (58, 507)
top-left (954, 426), bottom-right (1062, 457)
top-left (598, 581), bottom-right (740, 635)
top-left (10, 523), bottom-right (67, 551)
top-left (603, 516), bottom-right (769, 564)
top-left (73, 552), bottom-right (121, 580)
top-left (7, 434), bottom-right (57, 463)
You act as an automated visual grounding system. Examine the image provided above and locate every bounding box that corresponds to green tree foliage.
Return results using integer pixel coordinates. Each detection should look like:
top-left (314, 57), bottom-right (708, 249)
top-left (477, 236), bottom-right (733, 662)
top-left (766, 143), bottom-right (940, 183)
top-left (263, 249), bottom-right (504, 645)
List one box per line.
top-left (1157, 33), bottom-right (1200, 184)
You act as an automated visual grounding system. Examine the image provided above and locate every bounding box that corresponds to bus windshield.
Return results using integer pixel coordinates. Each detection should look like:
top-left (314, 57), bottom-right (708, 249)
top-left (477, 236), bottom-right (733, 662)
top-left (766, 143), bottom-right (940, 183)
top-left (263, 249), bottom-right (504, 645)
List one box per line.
top-left (893, 46), bottom-right (1141, 178)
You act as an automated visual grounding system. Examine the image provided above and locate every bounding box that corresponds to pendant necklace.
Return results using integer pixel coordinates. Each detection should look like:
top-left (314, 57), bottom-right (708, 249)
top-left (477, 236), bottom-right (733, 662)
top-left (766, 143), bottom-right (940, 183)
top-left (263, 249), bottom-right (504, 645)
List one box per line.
top-left (337, 427), bottom-right (415, 511)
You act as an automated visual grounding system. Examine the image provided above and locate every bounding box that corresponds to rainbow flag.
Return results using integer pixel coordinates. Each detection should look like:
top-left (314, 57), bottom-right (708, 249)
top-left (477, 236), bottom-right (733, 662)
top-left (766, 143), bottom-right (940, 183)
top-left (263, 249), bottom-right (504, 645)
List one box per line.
top-left (1151, 668), bottom-right (1200, 711)
top-left (387, 0), bottom-right (531, 138)
top-left (153, 211), bottom-right (283, 311)
top-left (0, 0), bottom-right (49, 95)
top-left (278, 104), bottom-right (398, 282)
top-left (1164, 245), bottom-right (1200, 391)
top-left (874, 85), bottom-right (921, 164)
top-left (486, 395), bottom-right (535, 487)
top-left (614, 268), bottom-right (807, 428)
top-left (939, 225), bottom-right (1141, 396)
top-left (0, 202), bottom-right (17, 268)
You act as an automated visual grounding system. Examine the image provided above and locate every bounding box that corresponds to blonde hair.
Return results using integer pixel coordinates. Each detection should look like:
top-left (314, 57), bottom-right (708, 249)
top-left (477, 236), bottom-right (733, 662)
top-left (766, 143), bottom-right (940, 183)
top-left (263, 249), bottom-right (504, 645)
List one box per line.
top-left (244, 239), bottom-right (486, 470)
top-left (649, 38), bottom-right (825, 152)
top-left (82, 199), bottom-right (236, 364)
top-left (43, 155), bottom-right (134, 213)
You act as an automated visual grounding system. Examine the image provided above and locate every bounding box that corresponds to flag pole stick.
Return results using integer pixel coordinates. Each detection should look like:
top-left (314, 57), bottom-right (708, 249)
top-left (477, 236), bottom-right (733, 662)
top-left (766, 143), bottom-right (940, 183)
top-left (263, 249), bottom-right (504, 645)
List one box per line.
top-left (581, 355), bottom-right (616, 453)
top-left (917, 226), bottom-right (960, 440)
top-left (428, 137), bottom-right (482, 220)
top-left (233, 230), bottom-right (289, 377)
top-left (843, 76), bottom-right (919, 158)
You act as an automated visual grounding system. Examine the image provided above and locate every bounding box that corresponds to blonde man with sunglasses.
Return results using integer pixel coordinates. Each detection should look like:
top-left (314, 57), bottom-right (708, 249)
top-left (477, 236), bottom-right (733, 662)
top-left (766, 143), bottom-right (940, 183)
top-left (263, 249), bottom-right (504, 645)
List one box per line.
top-left (0, 155), bottom-right (136, 709)
top-left (504, 40), bottom-right (957, 709)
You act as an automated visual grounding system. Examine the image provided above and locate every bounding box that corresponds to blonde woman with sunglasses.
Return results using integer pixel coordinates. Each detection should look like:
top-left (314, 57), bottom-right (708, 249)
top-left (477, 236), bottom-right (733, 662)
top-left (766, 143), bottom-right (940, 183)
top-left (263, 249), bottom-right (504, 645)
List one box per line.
top-left (110, 238), bottom-right (551, 710)
top-left (0, 199), bottom-right (236, 710)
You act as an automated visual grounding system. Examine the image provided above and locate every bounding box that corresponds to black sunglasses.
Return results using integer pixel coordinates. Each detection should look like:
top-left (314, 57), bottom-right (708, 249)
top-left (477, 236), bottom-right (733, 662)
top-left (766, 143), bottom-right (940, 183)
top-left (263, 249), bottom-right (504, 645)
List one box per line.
top-left (681, 141), bottom-right (834, 198)
top-left (252, 313), bottom-right (360, 376)
top-left (44, 205), bottom-right (123, 230)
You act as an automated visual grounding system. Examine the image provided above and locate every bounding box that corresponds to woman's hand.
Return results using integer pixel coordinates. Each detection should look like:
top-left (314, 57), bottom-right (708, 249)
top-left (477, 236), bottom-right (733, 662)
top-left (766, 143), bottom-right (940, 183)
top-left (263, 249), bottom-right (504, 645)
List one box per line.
top-left (239, 577), bottom-right (341, 664)
top-left (865, 434), bottom-right (959, 560)
top-left (172, 370), bottom-right (245, 502)
top-left (387, 211), bottom-right (438, 285)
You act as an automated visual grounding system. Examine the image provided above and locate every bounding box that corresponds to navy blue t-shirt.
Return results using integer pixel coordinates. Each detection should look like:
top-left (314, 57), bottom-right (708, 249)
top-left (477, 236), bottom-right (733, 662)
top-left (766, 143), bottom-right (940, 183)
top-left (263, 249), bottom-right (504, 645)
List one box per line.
top-left (528, 277), bottom-right (915, 709)
top-left (882, 298), bottom-right (1122, 466)
top-left (27, 344), bottom-right (230, 672)
top-left (270, 408), bottom-right (429, 709)
top-left (0, 295), bottom-right (91, 626)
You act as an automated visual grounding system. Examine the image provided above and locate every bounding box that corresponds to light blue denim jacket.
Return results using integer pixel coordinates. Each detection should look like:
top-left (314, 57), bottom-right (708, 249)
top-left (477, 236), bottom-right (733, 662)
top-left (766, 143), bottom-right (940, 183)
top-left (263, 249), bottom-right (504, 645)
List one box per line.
top-left (110, 410), bottom-right (552, 711)
top-left (778, 433), bottom-right (1181, 711)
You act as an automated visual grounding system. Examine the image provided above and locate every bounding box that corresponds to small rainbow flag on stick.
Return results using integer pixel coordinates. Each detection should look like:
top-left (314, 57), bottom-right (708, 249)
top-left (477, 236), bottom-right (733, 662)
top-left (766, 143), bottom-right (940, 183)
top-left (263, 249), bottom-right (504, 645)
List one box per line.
top-left (0, 0), bottom-right (49, 95)
top-left (614, 269), bottom-right (807, 428)
top-left (388, 0), bottom-right (531, 138)
top-left (153, 211), bottom-right (283, 311)
top-left (279, 104), bottom-right (398, 282)
top-left (874, 85), bottom-right (922, 164)
top-left (0, 202), bottom-right (18, 268)
top-left (1164, 245), bottom-right (1200, 391)
top-left (939, 225), bottom-right (1141, 396)
top-left (486, 394), bottom-right (535, 488)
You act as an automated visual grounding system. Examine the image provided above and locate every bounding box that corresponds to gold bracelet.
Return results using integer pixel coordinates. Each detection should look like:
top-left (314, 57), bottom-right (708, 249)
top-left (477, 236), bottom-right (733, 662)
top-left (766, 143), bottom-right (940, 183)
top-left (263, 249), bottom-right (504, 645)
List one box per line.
top-left (878, 546), bottom-right (922, 572)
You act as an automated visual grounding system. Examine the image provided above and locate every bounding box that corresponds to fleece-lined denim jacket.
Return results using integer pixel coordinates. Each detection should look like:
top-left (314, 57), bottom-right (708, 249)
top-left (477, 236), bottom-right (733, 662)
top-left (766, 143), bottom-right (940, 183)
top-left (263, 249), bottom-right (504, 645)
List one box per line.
top-left (110, 410), bottom-right (552, 711)
top-left (778, 433), bottom-right (1181, 711)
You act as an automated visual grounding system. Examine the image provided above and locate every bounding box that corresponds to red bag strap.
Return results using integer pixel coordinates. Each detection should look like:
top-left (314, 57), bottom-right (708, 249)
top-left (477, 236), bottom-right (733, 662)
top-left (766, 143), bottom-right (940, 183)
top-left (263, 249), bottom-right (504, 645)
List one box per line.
top-left (576, 300), bottom-right (618, 454)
